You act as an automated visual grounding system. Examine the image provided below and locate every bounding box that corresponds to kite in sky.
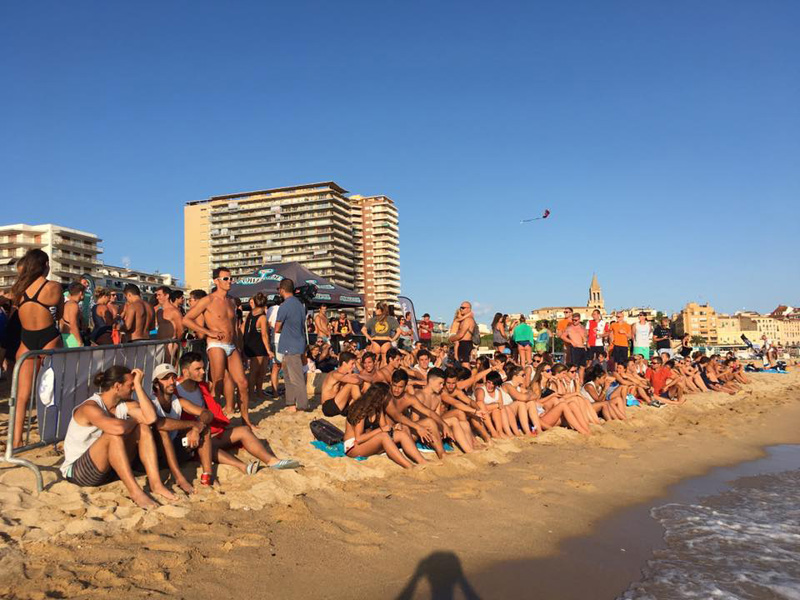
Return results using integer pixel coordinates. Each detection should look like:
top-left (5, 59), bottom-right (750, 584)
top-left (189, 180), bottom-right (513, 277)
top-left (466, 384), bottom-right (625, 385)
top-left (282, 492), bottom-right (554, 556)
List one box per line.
top-left (520, 209), bottom-right (550, 224)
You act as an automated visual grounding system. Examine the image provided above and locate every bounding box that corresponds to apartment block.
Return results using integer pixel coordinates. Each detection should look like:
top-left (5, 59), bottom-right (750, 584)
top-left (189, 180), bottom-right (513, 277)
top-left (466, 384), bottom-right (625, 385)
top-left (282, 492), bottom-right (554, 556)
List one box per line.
top-left (184, 183), bottom-right (357, 292)
top-left (674, 302), bottom-right (719, 344)
top-left (716, 314), bottom-right (760, 345)
top-left (0, 223), bottom-right (102, 289)
top-left (349, 194), bottom-right (401, 316)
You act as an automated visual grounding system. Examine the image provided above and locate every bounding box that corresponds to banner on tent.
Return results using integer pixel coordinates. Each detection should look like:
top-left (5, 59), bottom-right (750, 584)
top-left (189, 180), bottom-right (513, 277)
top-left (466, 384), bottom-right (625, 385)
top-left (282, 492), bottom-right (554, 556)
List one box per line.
top-left (398, 296), bottom-right (419, 342)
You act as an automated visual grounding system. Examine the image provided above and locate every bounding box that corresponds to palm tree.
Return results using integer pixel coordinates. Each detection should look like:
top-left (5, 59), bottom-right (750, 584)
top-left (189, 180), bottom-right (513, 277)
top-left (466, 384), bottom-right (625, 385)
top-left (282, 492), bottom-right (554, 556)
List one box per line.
top-left (690, 335), bottom-right (706, 346)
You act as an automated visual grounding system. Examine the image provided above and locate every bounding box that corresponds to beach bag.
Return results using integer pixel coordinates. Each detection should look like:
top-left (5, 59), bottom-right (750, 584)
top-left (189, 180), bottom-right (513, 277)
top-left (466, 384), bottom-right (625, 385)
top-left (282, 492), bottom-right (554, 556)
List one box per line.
top-left (471, 323), bottom-right (481, 346)
top-left (310, 418), bottom-right (344, 446)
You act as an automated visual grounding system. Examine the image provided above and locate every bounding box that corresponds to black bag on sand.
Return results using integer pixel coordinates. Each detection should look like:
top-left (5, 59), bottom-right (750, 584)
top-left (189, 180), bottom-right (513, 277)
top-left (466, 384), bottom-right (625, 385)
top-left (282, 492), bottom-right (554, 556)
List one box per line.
top-left (310, 419), bottom-right (345, 445)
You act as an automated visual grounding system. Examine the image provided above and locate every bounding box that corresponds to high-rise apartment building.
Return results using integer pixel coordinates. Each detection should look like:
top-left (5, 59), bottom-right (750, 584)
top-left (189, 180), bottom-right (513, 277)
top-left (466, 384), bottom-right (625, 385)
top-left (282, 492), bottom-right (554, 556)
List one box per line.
top-left (349, 194), bottom-right (401, 316)
top-left (0, 223), bottom-right (102, 288)
top-left (184, 183), bottom-right (357, 292)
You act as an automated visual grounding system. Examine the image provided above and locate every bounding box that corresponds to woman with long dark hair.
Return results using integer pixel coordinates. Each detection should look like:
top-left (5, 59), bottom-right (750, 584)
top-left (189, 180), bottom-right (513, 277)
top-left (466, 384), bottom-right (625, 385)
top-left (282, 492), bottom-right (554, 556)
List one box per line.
top-left (491, 312), bottom-right (508, 354)
top-left (10, 249), bottom-right (63, 448)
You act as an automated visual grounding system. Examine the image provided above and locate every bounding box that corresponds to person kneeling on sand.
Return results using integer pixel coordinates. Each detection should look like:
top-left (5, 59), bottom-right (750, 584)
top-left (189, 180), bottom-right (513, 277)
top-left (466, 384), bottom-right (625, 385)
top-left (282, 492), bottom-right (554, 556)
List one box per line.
top-left (343, 382), bottom-right (424, 468)
top-left (321, 351), bottom-right (362, 417)
top-left (60, 366), bottom-right (177, 509)
top-left (176, 352), bottom-right (301, 472)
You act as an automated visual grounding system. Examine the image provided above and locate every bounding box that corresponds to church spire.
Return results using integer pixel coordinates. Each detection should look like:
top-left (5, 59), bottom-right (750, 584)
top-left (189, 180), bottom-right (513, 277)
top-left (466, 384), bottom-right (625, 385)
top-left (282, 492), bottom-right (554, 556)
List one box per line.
top-left (588, 274), bottom-right (604, 310)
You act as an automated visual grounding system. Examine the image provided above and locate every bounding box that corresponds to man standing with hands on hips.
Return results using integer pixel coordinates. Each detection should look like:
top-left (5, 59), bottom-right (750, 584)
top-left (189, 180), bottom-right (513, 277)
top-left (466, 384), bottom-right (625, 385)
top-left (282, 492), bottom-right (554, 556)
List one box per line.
top-left (275, 279), bottom-right (308, 412)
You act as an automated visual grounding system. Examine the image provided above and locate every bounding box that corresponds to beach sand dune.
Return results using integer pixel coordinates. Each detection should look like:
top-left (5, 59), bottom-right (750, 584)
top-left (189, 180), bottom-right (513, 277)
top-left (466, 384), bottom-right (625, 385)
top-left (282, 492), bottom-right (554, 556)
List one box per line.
top-left (1, 371), bottom-right (799, 599)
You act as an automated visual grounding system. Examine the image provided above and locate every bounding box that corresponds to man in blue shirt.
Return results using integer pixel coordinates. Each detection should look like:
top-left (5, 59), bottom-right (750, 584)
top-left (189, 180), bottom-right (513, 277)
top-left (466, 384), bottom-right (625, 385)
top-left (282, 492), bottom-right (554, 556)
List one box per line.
top-left (275, 279), bottom-right (308, 412)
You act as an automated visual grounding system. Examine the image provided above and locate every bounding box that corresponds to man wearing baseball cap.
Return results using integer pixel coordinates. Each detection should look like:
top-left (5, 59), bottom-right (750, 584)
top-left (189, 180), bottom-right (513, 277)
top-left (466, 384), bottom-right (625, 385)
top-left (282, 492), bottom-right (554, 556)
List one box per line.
top-left (150, 362), bottom-right (217, 489)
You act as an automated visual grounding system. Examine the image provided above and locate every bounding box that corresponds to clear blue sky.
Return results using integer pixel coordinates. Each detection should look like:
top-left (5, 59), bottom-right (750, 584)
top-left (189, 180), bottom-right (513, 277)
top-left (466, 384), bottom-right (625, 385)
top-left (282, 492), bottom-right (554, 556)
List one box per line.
top-left (2, 1), bottom-right (798, 323)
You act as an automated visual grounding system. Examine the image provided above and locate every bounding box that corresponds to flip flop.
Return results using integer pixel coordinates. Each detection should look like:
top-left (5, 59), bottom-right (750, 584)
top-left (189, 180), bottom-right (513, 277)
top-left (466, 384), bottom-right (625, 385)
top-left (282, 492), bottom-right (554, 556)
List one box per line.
top-left (246, 460), bottom-right (261, 475)
top-left (269, 459), bottom-right (301, 470)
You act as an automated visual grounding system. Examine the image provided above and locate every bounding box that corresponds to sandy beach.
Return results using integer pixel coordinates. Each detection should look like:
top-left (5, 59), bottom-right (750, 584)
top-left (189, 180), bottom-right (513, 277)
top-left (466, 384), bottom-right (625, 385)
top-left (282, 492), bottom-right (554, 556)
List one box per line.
top-left (1, 370), bottom-right (799, 599)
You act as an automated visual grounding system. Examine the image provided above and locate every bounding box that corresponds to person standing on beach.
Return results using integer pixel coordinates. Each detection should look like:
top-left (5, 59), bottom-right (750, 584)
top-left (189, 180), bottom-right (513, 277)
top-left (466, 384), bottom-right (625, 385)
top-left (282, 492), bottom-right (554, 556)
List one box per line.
top-left (314, 305), bottom-right (331, 345)
top-left (557, 308), bottom-right (574, 364)
top-left (653, 317), bottom-right (673, 358)
top-left (274, 278), bottom-right (308, 413)
top-left (122, 284), bottom-right (150, 342)
top-left (632, 312), bottom-right (653, 359)
top-left (562, 313), bottom-right (588, 370)
top-left (183, 267), bottom-right (252, 427)
top-left (534, 320), bottom-right (550, 353)
top-left (418, 313), bottom-right (433, 349)
top-left (60, 282), bottom-right (86, 348)
top-left (449, 301), bottom-right (476, 367)
top-left (609, 312), bottom-right (632, 367)
top-left (587, 309), bottom-right (608, 359)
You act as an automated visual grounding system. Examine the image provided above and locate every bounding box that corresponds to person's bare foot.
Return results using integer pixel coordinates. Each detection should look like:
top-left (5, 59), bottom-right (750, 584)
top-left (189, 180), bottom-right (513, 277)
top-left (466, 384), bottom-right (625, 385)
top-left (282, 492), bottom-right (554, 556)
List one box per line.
top-left (131, 490), bottom-right (158, 509)
top-left (176, 479), bottom-right (194, 495)
top-left (152, 486), bottom-right (179, 502)
top-left (284, 405), bottom-right (297, 413)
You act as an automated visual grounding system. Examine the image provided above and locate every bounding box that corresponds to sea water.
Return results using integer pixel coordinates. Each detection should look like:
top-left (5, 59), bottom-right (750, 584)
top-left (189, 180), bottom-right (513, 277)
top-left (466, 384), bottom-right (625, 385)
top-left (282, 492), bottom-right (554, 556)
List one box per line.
top-left (620, 468), bottom-right (800, 600)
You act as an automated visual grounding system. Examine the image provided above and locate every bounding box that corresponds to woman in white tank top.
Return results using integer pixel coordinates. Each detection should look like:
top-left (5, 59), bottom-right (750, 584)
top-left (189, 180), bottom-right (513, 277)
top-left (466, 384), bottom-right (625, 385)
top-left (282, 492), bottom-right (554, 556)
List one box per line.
top-left (475, 371), bottom-right (514, 438)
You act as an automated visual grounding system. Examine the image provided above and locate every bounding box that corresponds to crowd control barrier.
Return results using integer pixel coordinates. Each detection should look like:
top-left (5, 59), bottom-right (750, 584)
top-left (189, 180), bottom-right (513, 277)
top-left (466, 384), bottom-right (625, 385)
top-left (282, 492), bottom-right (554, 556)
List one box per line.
top-left (2, 339), bottom-right (179, 492)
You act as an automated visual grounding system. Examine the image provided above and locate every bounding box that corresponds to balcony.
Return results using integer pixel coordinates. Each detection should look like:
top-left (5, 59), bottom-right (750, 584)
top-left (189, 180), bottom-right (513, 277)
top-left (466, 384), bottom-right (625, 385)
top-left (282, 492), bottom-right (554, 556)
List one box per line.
top-left (0, 237), bottom-right (41, 248)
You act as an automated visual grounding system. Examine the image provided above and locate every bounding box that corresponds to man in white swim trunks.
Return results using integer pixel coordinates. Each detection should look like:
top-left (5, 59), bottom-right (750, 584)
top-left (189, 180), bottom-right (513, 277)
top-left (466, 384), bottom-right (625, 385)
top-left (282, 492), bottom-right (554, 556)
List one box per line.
top-left (183, 266), bottom-right (252, 427)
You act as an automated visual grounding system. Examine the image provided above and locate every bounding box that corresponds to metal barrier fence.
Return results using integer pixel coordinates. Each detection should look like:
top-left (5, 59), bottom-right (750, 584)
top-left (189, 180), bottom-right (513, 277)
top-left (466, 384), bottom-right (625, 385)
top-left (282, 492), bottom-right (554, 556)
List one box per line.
top-left (2, 339), bottom-right (179, 492)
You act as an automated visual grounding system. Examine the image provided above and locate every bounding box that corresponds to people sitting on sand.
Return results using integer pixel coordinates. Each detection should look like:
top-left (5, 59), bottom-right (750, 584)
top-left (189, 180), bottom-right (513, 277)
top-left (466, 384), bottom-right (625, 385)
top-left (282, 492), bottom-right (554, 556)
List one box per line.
top-left (645, 357), bottom-right (685, 405)
top-left (343, 383), bottom-right (425, 468)
top-left (416, 367), bottom-right (476, 452)
top-left (441, 366), bottom-right (493, 444)
top-left (321, 351), bottom-right (362, 417)
top-left (579, 364), bottom-right (625, 420)
top-left (149, 363), bottom-right (216, 491)
top-left (387, 369), bottom-right (451, 459)
top-left (176, 352), bottom-right (301, 472)
top-left (697, 356), bottom-right (739, 395)
top-left (60, 366), bottom-right (176, 508)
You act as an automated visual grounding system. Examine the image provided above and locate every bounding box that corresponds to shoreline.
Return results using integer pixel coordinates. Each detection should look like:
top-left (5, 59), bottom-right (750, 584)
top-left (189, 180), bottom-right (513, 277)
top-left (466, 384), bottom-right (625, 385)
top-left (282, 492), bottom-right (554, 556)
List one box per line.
top-left (471, 443), bottom-right (800, 600)
top-left (1, 372), bottom-right (799, 599)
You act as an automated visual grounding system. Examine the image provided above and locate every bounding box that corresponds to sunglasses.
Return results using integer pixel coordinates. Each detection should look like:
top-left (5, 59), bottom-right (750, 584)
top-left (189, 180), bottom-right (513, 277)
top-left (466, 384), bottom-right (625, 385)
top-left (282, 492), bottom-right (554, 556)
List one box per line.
top-left (460, 306), bottom-right (469, 310)
top-left (218, 276), bottom-right (231, 282)
top-left (544, 369), bottom-right (552, 373)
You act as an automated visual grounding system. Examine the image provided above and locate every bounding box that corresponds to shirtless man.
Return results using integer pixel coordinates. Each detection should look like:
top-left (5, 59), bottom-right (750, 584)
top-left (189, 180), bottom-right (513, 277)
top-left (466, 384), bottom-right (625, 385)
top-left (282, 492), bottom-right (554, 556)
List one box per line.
top-left (314, 305), bottom-right (331, 345)
top-left (321, 351), bottom-right (362, 417)
top-left (449, 301), bottom-right (477, 367)
top-left (122, 284), bottom-right (150, 341)
top-left (183, 267), bottom-right (252, 428)
top-left (356, 351), bottom-right (378, 391)
top-left (60, 281), bottom-right (85, 347)
top-left (408, 349), bottom-right (434, 388)
top-left (157, 289), bottom-right (185, 362)
top-left (387, 369), bottom-right (452, 459)
top-left (441, 367), bottom-right (493, 445)
top-left (416, 368), bottom-right (474, 453)
top-left (374, 347), bottom-right (404, 384)
top-left (562, 312), bottom-right (588, 371)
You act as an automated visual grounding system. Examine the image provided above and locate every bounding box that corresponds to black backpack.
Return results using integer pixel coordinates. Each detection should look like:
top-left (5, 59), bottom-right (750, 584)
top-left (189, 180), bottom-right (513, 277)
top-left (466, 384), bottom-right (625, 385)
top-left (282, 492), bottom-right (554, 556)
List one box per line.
top-left (310, 418), bottom-right (345, 446)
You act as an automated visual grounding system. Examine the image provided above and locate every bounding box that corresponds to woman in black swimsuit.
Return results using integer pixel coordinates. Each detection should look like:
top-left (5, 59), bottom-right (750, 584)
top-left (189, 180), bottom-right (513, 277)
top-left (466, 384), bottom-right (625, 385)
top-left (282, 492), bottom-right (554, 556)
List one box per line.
top-left (10, 249), bottom-right (63, 448)
top-left (243, 293), bottom-right (272, 398)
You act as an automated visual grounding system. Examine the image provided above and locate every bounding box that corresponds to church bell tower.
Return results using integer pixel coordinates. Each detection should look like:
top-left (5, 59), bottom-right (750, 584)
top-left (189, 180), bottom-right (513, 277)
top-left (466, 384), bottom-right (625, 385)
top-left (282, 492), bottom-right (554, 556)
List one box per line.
top-left (588, 274), bottom-right (604, 310)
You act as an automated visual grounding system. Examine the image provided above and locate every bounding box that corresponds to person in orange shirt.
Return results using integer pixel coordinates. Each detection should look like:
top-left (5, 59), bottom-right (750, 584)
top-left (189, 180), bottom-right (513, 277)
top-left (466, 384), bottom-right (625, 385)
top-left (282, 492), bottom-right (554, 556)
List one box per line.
top-left (557, 307), bottom-right (573, 364)
top-left (609, 311), bottom-right (632, 367)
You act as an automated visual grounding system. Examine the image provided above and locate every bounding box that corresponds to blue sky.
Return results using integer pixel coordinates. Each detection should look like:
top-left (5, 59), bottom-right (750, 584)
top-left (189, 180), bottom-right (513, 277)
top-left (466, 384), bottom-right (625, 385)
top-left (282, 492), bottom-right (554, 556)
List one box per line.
top-left (2, 1), bottom-right (798, 323)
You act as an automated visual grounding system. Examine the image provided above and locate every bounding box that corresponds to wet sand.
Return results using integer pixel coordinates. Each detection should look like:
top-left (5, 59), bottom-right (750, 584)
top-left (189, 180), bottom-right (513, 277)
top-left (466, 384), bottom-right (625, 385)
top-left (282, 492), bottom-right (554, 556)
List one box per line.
top-left (1, 371), bottom-right (799, 599)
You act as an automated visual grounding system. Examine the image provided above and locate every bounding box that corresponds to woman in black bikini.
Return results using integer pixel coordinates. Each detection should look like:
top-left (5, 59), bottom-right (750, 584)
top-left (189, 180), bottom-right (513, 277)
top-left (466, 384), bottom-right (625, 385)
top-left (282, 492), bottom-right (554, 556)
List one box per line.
top-left (10, 249), bottom-right (63, 448)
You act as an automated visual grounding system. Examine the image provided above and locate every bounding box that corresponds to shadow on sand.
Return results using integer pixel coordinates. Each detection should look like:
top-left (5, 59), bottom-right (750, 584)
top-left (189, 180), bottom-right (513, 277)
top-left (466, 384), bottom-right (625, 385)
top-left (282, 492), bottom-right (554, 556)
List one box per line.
top-left (395, 551), bottom-right (482, 600)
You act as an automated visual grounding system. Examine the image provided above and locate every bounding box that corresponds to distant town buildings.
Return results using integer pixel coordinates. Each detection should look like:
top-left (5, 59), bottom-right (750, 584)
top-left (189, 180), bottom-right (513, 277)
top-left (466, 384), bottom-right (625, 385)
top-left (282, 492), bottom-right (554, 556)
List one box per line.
top-left (529, 274), bottom-right (606, 321)
top-left (675, 303), bottom-right (800, 347)
top-left (183, 182), bottom-right (402, 314)
top-left (0, 223), bottom-right (182, 299)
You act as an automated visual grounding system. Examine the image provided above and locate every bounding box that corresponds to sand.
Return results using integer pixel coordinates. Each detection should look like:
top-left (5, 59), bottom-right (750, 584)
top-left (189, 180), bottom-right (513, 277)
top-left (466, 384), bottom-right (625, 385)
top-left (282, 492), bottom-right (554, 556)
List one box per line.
top-left (1, 370), bottom-right (799, 599)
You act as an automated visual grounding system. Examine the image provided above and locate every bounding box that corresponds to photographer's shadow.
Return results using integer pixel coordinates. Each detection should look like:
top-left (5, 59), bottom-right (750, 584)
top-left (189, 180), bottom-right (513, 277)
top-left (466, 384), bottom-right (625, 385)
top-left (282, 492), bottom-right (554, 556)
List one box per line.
top-left (395, 551), bottom-right (482, 600)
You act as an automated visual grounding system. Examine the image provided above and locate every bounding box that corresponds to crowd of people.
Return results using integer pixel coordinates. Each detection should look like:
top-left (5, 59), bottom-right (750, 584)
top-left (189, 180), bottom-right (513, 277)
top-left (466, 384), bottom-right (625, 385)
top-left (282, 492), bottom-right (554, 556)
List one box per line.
top-left (0, 249), bottom-right (761, 507)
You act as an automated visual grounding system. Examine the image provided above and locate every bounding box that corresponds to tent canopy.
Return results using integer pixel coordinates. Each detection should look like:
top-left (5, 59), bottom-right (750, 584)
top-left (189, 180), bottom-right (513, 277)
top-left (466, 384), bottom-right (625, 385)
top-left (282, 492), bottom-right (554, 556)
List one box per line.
top-left (228, 262), bottom-right (363, 308)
